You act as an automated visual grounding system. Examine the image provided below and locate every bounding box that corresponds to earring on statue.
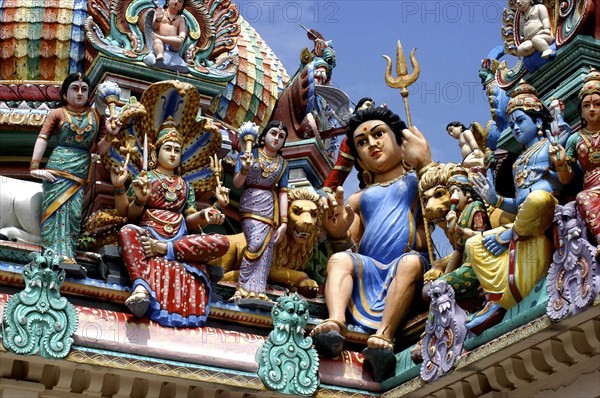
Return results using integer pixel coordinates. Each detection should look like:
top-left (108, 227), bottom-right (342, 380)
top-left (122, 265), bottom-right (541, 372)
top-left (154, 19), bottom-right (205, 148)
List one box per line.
top-left (148, 151), bottom-right (157, 169)
top-left (537, 124), bottom-right (543, 137)
top-left (363, 170), bottom-right (373, 186)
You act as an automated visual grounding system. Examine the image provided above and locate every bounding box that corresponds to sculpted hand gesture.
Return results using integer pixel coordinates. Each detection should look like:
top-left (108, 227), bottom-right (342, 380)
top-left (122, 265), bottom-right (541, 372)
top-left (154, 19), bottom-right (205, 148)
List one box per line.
top-left (240, 152), bottom-right (254, 173)
top-left (155, 7), bottom-right (164, 21)
top-left (470, 169), bottom-right (499, 207)
top-left (131, 171), bottom-right (151, 203)
top-left (446, 210), bottom-right (458, 234)
top-left (322, 186), bottom-right (354, 240)
top-left (483, 227), bottom-right (512, 256)
top-left (105, 116), bottom-right (122, 137)
top-left (548, 141), bottom-right (566, 167)
top-left (110, 165), bottom-right (128, 188)
top-left (204, 208), bottom-right (225, 225)
top-left (273, 223), bottom-right (288, 244)
top-left (400, 126), bottom-right (432, 170)
top-left (214, 185), bottom-right (230, 208)
top-left (31, 169), bottom-right (56, 183)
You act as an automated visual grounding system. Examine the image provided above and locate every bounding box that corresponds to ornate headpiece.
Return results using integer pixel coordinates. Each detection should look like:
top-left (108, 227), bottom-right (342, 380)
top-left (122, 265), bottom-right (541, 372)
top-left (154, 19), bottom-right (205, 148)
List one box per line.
top-left (155, 117), bottom-right (183, 148)
top-left (506, 80), bottom-right (546, 115)
top-left (578, 68), bottom-right (600, 100)
top-left (447, 166), bottom-right (470, 191)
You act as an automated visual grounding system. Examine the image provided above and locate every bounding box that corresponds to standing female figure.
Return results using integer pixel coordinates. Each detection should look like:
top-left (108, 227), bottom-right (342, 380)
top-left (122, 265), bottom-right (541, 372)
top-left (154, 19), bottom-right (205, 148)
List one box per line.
top-left (30, 73), bottom-right (121, 266)
top-left (550, 68), bottom-right (600, 253)
top-left (231, 121), bottom-right (290, 301)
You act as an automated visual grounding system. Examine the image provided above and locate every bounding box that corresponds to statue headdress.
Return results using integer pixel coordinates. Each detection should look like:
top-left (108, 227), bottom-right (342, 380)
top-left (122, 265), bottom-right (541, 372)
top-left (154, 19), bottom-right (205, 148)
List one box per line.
top-left (154, 117), bottom-right (183, 148)
top-left (102, 80), bottom-right (222, 192)
top-left (578, 68), bottom-right (600, 101)
top-left (506, 80), bottom-right (546, 115)
top-left (447, 166), bottom-right (471, 192)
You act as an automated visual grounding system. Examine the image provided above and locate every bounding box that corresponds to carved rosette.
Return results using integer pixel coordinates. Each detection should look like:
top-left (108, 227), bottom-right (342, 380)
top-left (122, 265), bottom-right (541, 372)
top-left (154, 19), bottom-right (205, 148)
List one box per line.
top-left (2, 251), bottom-right (78, 359)
top-left (256, 292), bottom-right (319, 396)
top-left (547, 202), bottom-right (600, 321)
top-left (420, 280), bottom-right (469, 383)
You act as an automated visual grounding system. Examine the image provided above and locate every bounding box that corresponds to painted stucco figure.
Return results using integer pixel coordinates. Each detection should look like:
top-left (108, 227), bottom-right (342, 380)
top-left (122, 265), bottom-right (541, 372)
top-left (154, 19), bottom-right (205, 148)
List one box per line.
top-left (212, 187), bottom-right (323, 298)
top-left (516, 0), bottom-right (555, 59)
top-left (113, 118), bottom-right (230, 326)
top-left (310, 107), bottom-right (432, 381)
top-left (29, 73), bottom-right (121, 268)
top-left (549, 68), bottom-right (600, 253)
top-left (143, 0), bottom-right (189, 73)
top-left (231, 121), bottom-right (290, 302)
top-left (466, 81), bottom-right (567, 334)
top-left (419, 164), bottom-right (491, 284)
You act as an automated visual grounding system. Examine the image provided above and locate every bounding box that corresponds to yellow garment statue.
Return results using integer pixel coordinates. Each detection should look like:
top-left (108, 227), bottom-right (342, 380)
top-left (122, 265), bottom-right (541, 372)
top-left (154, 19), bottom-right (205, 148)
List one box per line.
top-left (465, 190), bottom-right (556, 309)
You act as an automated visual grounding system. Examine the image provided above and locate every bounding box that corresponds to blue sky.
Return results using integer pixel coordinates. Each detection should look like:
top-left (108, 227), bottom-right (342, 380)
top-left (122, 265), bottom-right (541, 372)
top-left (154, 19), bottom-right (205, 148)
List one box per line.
top-left (244, 0), bottom-right (508, 253)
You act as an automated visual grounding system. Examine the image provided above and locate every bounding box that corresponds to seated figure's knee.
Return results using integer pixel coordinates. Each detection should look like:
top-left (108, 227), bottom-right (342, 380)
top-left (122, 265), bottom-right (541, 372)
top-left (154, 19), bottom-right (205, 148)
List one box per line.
top-left (402, 254), bottom-right (424, 282)
top-left (327, 252), bottom-right (354, 273)
top-left (514, 190), bottom-right (556, 237)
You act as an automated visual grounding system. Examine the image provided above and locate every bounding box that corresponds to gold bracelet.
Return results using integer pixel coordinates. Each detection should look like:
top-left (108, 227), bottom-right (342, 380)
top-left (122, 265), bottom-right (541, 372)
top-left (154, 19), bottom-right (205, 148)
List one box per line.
top-left (329, 231), bottom-right (351, 243)
top-left (281, 216), bottom-right (288, 224)
top-left (494, 195), bottom-right (504, 208)
top-left (241, 168), bottom-right (249, 176)
top-left (495, 229), bottom-right (511, 245)
top-left (30, 160), bottom-right (41, 170)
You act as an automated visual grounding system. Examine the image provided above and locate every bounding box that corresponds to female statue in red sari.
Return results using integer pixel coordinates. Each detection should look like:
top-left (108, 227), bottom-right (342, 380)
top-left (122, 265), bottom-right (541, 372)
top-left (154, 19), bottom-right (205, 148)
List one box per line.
top-left (113, 118), bottom-right (230, 326)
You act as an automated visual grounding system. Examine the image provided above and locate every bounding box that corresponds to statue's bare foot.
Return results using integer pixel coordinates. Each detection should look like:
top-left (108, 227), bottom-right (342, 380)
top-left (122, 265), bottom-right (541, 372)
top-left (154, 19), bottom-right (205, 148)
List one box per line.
top-left (310, 318), bottom-right (346, 337)
top-left (541, 49), bottom-right (554, 59)
top-left (156, 54), bottom-right (164, 61)
top-left (367, 334), bottom-right (394, 350)
top-left (310, 318), bottom-right (347, 358)
top-left (256, 292), bottom-right (272, 302)
top-left (228, 287), bottom-right (247, 303)
top-left (140, 236), bottom-right (167, 258)
top-left (125, 285), bottom-right (150, 318)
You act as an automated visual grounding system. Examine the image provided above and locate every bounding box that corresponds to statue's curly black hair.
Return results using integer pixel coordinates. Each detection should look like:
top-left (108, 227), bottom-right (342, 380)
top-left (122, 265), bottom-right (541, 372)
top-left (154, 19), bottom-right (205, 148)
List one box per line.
top-left (345, 107), bottom-right (407, 160)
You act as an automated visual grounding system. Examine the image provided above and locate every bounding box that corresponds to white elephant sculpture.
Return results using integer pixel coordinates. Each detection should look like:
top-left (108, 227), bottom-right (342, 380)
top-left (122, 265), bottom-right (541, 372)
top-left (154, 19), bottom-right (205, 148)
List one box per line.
top-left (0, 176), bottom-right (42, 244)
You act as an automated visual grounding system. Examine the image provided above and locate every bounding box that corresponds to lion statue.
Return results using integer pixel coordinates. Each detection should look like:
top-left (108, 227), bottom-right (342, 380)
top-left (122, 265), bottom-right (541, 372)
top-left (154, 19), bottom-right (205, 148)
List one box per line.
top-left (210, 187), bottom-right (323, 297)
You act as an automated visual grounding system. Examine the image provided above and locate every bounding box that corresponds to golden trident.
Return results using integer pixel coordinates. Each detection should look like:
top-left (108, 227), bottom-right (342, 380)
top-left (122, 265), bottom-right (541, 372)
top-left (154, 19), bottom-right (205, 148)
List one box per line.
top-left (383, 40), bottom-right (420, 127)
top-left (383, 40), bottom-right (435, 263)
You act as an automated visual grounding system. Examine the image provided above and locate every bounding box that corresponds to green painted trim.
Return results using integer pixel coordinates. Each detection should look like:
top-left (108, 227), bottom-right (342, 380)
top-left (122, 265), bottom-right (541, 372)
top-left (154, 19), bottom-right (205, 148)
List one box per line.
top-left (86, 56), bottom-right (233, 98)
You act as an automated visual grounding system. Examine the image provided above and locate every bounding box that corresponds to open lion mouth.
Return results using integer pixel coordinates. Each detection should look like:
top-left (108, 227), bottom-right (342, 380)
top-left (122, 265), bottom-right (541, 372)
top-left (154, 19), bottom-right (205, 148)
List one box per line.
top-left (426, 215), bottom-right (447, 224)
top-left (437, 300), bottom-right (451, 324)
top-left (293, 229), bottom-right (310, 240)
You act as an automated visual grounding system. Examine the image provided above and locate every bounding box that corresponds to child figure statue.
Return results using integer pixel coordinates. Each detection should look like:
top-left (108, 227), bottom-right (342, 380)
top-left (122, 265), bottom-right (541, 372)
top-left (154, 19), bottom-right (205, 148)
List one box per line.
top-left (516, 0), bottom-right (555, 58)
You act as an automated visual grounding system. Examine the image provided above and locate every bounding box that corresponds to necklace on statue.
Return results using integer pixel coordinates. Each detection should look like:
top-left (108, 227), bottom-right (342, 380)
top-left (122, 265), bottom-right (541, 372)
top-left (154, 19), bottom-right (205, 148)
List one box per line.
top-left (257, 149), bottom-right (280, 178)
top-left (166, 13), bottom-right (179, 25)
top-left (154, 170), bottom-right (182, 202)
top-left (63, 108), bottom-right (92, 143)
top-left (513, 138), bottom-right (546, 187)
top-left (580, 128), bottom-right (600, 164)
